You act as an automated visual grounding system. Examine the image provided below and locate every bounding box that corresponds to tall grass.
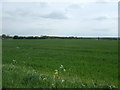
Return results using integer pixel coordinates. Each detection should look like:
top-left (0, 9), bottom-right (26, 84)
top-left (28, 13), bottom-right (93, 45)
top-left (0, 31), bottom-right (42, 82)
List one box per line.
top-left (2, 64), bottom-right (116, 88)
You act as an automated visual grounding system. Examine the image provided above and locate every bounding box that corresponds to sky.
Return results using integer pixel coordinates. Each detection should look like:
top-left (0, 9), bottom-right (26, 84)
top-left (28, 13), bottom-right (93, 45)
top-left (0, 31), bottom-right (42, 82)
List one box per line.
top-left (1, 0), bottom-right (118, 37)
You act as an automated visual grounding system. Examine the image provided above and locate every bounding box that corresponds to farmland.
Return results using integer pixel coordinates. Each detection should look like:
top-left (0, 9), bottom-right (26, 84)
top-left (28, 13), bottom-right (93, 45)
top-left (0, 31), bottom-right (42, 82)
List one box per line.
top-left (2, 39), bottom-right (118, 88)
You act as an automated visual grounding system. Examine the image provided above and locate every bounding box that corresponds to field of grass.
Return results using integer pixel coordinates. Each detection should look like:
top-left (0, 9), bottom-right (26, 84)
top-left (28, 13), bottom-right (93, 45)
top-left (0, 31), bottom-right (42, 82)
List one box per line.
top-left (2, 39), bottom-right (118, 88)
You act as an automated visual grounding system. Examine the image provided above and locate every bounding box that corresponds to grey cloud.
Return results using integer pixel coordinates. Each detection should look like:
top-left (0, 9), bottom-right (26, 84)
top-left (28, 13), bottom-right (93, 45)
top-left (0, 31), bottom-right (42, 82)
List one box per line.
top-left (3, 4), bottom-right (68, 20)
top-left (3, 8), bottom-right (31, 19)
top-left (95, 0), bottom-right (109, 4)
top-left (42, 12), bottom-right (68, 19)
top-left (38, 2), bottom-right (48, 8)
top-left (93, 16), bottom-right (109, 21)
top-left (15, 9), bottom-right (30, 16)
top-left (3, 2), bottom-right (48, 18)
top-left (65, 3), bottom-right (83, 12)
top-left (68, 4), bottom-right (81, 9)
top-left (92, 28), bottom-right (110, 31)
top-left (93, 15), bottom-right (117, 21)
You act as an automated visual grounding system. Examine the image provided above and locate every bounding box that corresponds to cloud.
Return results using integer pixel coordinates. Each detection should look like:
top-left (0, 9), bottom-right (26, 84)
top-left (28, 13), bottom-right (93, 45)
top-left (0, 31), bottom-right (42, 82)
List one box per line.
top-left (95, 0), bottom-right (108, 4)
top-left (3, 2), bottom-right (49, 18)
top-left (92, 28), bottom-right (110, 31)
top-left (93, 15), bottom-right (117, 21)
top-left (41, 11), bottom-right (68, 19)
top-left (68, 3), bottom-right (82, 9)
top-left (93, 16), bottom-right (109, 21)
top-left (3, 2), bottom-right (68, 20)
top-left (65, 3), bottom-right (83, 13)
top-left (37, 2), bottom-right (48, 8)
top-left (2, 2), bottom-right (117, 37)
top-left (95, 0), bottom-right (118, 3)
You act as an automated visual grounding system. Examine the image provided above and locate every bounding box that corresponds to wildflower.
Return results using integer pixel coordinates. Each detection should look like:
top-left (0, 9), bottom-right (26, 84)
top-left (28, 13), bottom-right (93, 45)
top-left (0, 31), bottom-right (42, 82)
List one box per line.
top-left (61, 79), bottom-right (65, 83)
top-left (54, 69), bottom-right (58, 74)
top-left (60, 65), bottom-right (64, 69)
top-left (13, 59), bottom-right (16, 62)
top-left (82, 84), bottom-right (85, 87)
top-left (13, 60), bottom-right (17, 63)
top-left (55, 71), bottom-right (58, 75)
top-left (109, 86), bottom-right (112, 89)
top-left (63, 69), bottom-right (66, 72)
top-left (43, 78), bottom-right (46, 80)
top-left (55, 69), bottom-right (58, 72)
top-left (52, 83), bottom-right (54, 86)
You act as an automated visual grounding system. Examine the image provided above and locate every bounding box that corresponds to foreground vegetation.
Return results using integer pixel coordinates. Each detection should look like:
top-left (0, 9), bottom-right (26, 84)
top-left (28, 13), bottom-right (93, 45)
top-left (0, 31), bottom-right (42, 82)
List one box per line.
top-left (2, 39), bottom-right (118, 88)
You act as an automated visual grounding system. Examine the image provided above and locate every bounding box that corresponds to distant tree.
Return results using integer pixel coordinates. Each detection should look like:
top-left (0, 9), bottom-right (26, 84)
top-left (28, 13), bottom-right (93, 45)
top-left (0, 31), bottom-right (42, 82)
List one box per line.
top-left (6, 35), bottom-right (11, 39)
top-left (2, 34), bottom-right (7, 39)
top-left (34, 36), bottom-right (39, 39)
top-left (13, 35), bottom-right (19, 39)
top-left (18, 36), bottom-right (25, 39)
top-left (2, 34), bottom-right (12, 39)
top-left (98, 37), bottom-right (100, 40)
top-left (39, 36), bottom-right (49, 39)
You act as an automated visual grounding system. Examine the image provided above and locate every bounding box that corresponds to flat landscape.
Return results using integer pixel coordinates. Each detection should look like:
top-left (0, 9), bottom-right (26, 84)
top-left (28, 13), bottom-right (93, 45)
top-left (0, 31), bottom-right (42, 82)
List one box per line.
top-left (2, 39), bottom-right (118, 88)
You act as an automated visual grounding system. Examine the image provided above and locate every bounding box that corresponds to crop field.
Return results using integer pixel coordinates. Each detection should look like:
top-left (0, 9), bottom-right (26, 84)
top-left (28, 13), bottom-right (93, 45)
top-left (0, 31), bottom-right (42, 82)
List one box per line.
top-left (2, 39), bottom-right (118, 88)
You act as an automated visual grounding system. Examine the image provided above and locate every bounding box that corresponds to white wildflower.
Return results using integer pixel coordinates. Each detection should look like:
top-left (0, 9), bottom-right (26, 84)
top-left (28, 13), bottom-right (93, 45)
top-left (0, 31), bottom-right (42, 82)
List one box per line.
top-left (52, 83), bottom-right (54, 86)
top-left (43, 78), bottom-right (46, 80)
top-left (13, 60), bottom-right (16, 62)
top-left (54, 69), bottom-right (59, 75)
top-left (61, 79), bottom-right (65, 83)
top-left (54, 71), bottom-right (58, 75)
top-left (109, 86), bottom-right (112, 89)
top-left (55, 69), bottom-right (58, 72)
top-left (13, 60), bottom-right (17, 63)
top-left (60, 65), bottom-right (64, 69)
top-left (63, 69), bottom-right (66, 72)
top-left (82, 84), bottom-right (85, 87)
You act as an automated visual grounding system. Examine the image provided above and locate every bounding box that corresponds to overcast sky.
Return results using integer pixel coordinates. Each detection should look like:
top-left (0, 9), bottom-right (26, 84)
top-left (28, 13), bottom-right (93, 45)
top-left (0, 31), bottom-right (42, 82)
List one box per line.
top-left (2, 0), bottom-right (118, 37)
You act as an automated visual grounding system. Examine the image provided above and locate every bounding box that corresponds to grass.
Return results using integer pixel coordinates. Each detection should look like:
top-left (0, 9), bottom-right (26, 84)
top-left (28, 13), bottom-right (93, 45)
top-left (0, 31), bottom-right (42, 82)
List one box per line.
top-left (2, 39), bottom-right (118, 88)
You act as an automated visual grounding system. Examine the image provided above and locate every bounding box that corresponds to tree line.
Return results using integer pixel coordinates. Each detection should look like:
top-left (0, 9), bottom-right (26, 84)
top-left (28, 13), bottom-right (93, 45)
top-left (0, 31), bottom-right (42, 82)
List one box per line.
top-left (1, 34), bottom-right (118, 40)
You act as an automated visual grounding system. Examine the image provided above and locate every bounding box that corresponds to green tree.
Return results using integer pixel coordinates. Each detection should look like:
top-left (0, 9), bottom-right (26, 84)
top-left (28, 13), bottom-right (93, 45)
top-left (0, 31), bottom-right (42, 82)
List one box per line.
top-left (2, 34), bottom-right (7, 39)
top-left (13, 35), bottom-right (19, 39)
